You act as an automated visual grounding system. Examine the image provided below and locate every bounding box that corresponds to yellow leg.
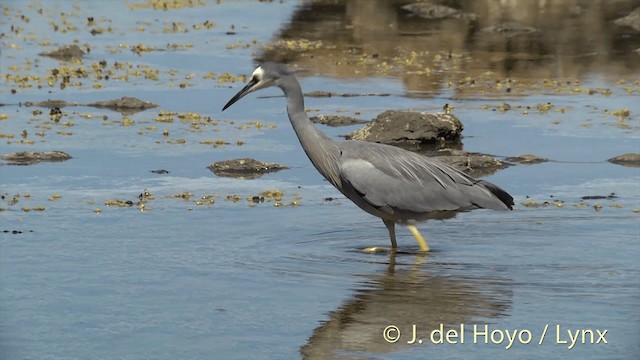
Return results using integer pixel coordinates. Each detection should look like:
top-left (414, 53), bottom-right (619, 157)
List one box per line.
top-left (407, 224), bottom-right (430, 252)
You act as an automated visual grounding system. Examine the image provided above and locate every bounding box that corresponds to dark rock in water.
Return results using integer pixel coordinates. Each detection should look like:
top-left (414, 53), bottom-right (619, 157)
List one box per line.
top-left (607, 153), bottom-right (640, 167)
top-left (402, 3), bottom-right (477, 20)
top-left (2, 151), bottom-right (72, 165)
top-left (305, 91), bottom-right (334, 98)
top-left (347, 110), bottom-right (463, 146)
top-left (2, 229), bottom-right (34, 234)
top-left (581, 193), bottom-right (617, 200)
top-left (39, 45), bottom-right (85, 61)
top-left (614, 7), bottom-right (640, 31)
top-left (87, 97), bottom-right (157, 113)
top-left (310, 115), bottom-right (368, 127)
top-left (505, 154), bottom-right (548, 164)
top-left (431, 149), bottom-right (509, 178)
top-left (150, 169), bottom-right (170, 174)
top-left (209, 158), bottom-right (287, 179)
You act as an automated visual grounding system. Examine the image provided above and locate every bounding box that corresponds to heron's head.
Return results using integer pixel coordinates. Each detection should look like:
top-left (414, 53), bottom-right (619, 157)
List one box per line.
top-left (222, 63), bottom-right (292, 111)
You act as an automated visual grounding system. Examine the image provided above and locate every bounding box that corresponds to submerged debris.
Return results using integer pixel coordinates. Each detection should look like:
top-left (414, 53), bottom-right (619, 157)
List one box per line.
top-left (607, 153), bottom-right (640, 167)
top-left (310, 115), bottom-right (367, 127)
top-left (347, 110), bottom-right (463, 146)
top-left (2, 151), bottom-right (72, 165)
top-left (505, 154), bottom-right (549, 164)
top-left (208, 158), bottom-right (287, 179)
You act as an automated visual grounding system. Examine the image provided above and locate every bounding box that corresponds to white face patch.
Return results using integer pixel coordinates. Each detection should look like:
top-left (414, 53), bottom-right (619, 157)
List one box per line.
top-left (251, 66), bottom-right (265, 81)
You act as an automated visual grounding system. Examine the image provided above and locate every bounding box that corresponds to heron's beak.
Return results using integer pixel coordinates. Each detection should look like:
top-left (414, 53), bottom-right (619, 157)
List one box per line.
top-left (222, 77), bottom-right (258, 111)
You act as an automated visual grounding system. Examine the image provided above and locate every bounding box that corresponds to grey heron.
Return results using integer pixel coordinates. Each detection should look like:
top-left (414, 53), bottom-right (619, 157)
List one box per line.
top-left (222, 62), bottom-right (514, 252)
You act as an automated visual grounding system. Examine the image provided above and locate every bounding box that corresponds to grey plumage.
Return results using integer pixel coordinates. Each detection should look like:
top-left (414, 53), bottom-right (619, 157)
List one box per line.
top-left (223, 62), bottom-right (513, 251)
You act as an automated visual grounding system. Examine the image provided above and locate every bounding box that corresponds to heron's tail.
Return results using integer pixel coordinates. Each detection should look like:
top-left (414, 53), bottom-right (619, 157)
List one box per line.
top-left (477, 180), bottom-right (514, 210)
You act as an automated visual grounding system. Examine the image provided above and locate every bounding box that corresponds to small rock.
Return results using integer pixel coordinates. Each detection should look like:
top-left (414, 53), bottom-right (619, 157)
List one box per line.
top-left (614, 7), bottom-right (640, 31)
top-left (432, 150), bottom-right (509, 178)
top-left (208, 158), bottom-right (287, 179)
top-left (310, 115), bottom-right (367, 127)
top-left (505, 154), bottom-right (548, 164)
top-left (347, 110), bottom-right (463, 146)
top-left (87, 97), bottom-right (157, 114)
top-left (2, 151), bottom-right (72, 165)
top-left (39, 45), bottom-right (85, 61)
top-left (607, 153), bottom-right (640, 167)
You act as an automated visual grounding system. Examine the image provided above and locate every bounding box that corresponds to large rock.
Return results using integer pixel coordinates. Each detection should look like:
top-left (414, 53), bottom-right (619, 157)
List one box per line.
top-left (347, 110), bottom-right (463, 146)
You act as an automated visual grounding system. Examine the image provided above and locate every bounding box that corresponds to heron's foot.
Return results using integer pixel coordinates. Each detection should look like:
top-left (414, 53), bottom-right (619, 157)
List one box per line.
top-left (362, 246), bottom-right (395, 254)
top-left (407, 224), bottom-right (430, 252)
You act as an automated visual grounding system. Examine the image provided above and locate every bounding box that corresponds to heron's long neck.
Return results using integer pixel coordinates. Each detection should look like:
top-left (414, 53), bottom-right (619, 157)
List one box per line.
top-left (279, 76), bottom-right (342, 187)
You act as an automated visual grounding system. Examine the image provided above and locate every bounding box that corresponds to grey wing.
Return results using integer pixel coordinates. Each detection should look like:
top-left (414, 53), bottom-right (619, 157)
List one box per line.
top-left (338, 141), bottom-right (511, 213)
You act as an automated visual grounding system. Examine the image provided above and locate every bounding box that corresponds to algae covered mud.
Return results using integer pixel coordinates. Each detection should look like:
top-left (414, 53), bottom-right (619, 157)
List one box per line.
top-left (1, 1), bottom-right (639, 359)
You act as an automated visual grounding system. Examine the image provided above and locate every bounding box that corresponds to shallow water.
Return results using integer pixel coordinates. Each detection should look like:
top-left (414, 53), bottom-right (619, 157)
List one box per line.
top-left (1, 1), bottom-right (639, 359)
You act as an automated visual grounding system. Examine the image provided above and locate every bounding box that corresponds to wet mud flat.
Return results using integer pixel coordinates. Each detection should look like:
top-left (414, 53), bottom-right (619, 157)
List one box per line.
top-left (1, 1), bottom-right (639, 360)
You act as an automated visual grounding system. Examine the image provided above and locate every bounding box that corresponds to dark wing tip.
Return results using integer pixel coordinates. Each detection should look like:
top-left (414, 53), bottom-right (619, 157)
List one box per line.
top-left (477, 180), bottom-right (514, 210)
